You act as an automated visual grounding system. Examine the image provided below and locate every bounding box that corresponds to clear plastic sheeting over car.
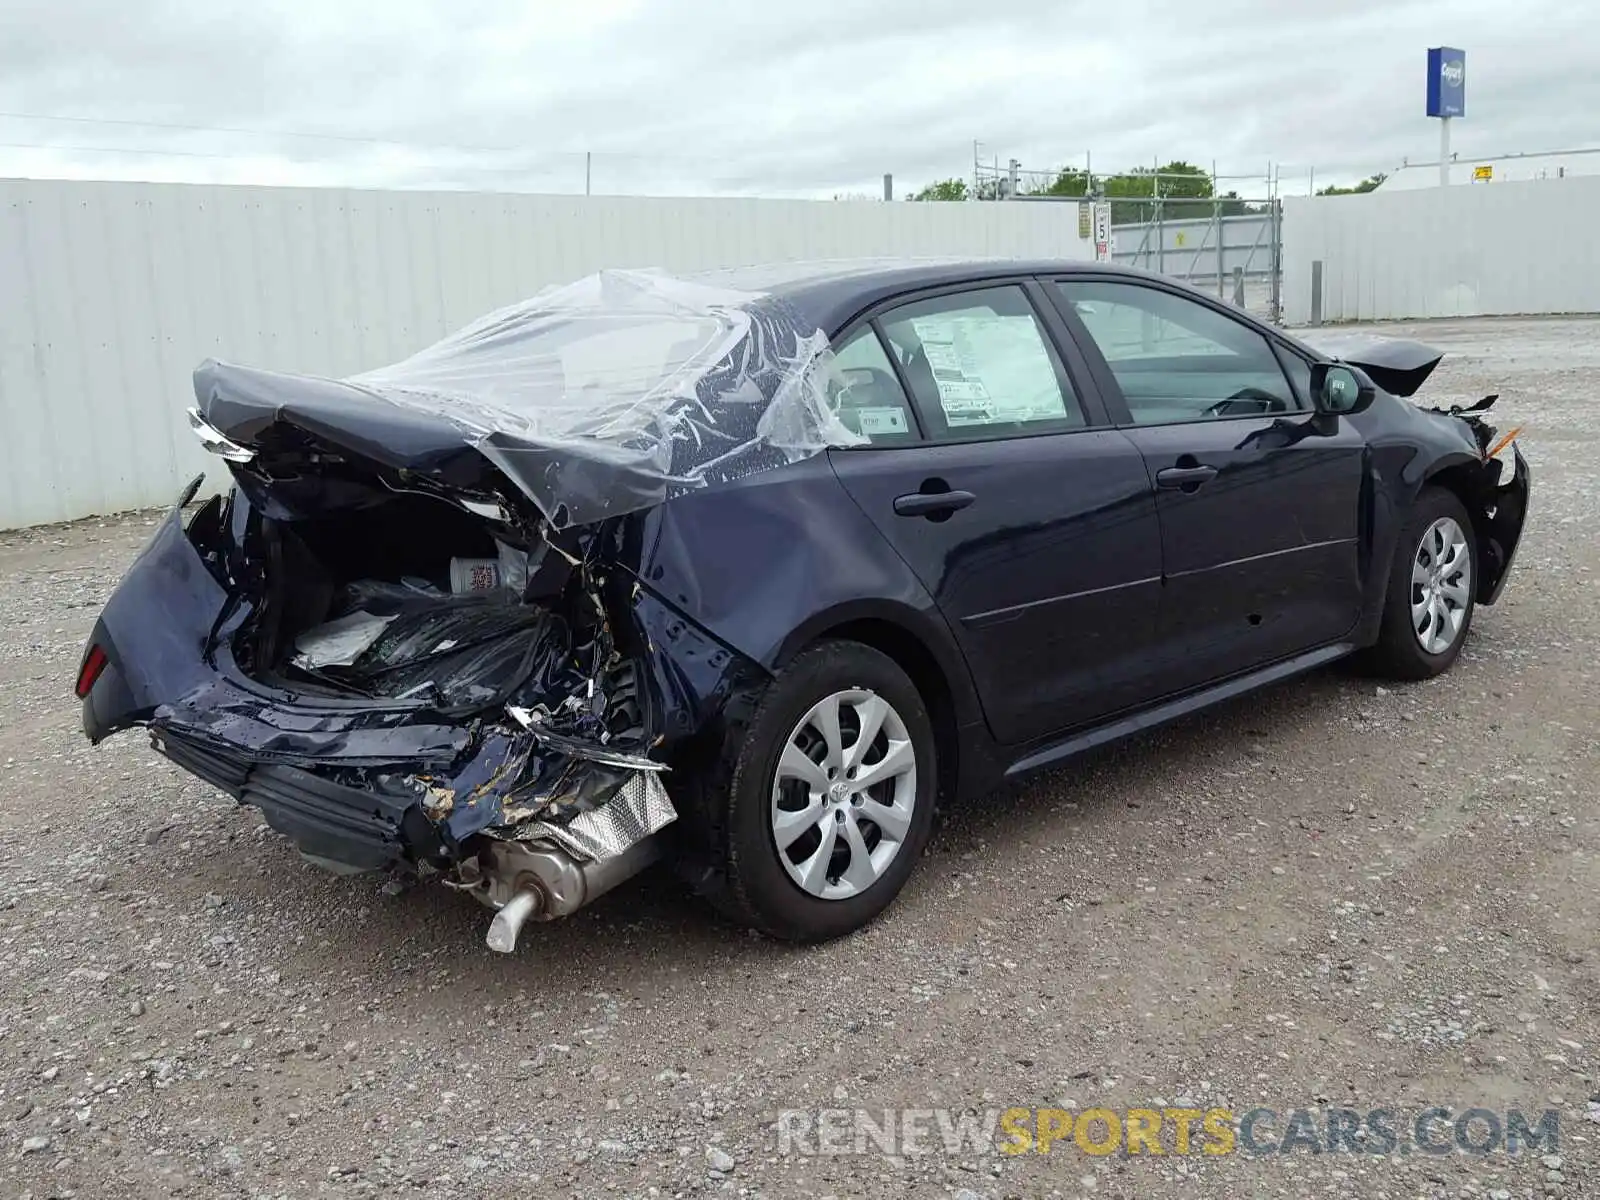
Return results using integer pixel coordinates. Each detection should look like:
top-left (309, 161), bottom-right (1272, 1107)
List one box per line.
top-left (328, 268), bottom-right (866, 528)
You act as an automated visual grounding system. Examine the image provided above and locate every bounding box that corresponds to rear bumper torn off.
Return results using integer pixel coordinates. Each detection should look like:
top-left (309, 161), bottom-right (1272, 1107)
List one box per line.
top-left (149, 722), bottom-right (678, 949)
top-left (81, 474), bottom-right (764, 949)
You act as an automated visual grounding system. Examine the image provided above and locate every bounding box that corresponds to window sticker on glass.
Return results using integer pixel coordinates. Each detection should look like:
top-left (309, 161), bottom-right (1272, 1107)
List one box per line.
top-left (908, 314), bottom-right (1067, 426)
top-left (854, 407), bottom-right (910, 436)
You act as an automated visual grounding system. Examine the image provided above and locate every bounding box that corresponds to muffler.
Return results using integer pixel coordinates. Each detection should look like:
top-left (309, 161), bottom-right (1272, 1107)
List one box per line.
top-left (463, 834), bottom-right (665, 953)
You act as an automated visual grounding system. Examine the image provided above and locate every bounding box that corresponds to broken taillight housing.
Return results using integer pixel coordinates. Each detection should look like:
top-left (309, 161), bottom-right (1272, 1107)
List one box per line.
top-left (75, 644), bottom-right (109, 699)
top-left (187, 408), bottom-right (256, 463)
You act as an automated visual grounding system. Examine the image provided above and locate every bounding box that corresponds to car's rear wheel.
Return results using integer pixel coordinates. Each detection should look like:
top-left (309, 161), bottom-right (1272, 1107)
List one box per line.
top-left (689, 640), bottom-right (937, 941)
top-left (1366, 486), bottom-right (1477, 680)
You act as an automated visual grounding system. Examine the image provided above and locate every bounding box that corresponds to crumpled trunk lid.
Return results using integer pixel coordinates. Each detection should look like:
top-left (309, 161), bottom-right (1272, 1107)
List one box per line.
top-left (188, 268), bottom-right (859, 531)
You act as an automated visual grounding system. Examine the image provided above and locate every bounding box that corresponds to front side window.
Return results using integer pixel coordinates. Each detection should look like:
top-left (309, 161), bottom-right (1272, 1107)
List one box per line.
top-left (1273, 343), bottom-right (1315, 408)
top-left (878, 285), bottom-right (1084, 441)
top-left (1055, 281), bottom-right (1303, 424)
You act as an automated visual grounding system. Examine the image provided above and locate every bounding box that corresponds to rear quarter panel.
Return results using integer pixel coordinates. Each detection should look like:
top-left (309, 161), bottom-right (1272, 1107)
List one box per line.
top-left (624, 458), bottom-right (984, 730)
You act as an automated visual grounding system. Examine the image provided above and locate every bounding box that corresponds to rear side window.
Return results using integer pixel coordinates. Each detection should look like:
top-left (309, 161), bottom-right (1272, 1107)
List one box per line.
top-left (830, 327), bottom-right (919, 444)
top-left (877, 285), bottom-right (1084, 442)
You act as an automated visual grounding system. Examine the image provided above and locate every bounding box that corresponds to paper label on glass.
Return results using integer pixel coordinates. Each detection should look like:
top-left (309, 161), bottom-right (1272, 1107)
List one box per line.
top-left (909, 314), bottom-right (1066, 426)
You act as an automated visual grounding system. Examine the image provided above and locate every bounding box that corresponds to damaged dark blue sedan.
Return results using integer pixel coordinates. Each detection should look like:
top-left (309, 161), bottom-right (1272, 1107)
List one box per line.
top-left (77, 261), bottom-right (1531, 950)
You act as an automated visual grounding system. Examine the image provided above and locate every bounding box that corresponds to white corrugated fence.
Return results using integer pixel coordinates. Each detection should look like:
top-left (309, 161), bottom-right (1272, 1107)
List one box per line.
top-left (0, 179), bottom-right (1092, 530)
top-left (1283, 174), bottom-right (1600, 325)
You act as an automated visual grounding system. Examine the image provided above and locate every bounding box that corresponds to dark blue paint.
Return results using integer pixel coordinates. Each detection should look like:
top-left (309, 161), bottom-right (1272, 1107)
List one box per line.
top-left (1118, 415), bottom-right (1366, 693)
top-left (828, 430), bottom-right (1161, 742)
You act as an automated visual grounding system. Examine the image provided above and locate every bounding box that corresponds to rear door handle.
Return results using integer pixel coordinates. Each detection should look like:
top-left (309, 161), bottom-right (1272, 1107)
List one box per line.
top-left (893, 489), bottom-right (976, 518)
top-left (1155, 465), bottom-right (1219, 490)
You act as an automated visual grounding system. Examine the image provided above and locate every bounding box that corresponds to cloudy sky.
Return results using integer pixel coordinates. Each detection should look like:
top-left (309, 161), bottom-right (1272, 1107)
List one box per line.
top-left (0, 0), bottom-right (1592, 198)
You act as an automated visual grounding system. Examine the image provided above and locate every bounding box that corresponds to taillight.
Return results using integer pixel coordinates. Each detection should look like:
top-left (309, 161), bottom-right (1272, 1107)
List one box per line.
top-left (75, 644), bottom-right (109, 699)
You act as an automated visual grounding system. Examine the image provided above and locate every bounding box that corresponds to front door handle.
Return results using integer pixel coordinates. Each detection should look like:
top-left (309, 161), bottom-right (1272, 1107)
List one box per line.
top-left (1155, 465), bottom-right (1219, 491)
top-left (893, 489), bottom-right (976, 518)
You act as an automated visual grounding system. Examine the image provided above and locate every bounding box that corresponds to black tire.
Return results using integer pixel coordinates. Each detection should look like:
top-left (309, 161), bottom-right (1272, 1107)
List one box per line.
top-left (1364, 486), bottom-right (1477, 680)
top-left (683, 640), bottom-right (937, 941)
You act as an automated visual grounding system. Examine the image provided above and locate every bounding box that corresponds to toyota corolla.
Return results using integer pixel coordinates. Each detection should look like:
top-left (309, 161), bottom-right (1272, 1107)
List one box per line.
top-left (76, 261), bottom-right (1531, 950)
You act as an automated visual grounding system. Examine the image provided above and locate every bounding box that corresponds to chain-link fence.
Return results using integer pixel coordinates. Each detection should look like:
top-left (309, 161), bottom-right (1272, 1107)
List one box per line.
top-left (1108, 195), bottom-right (1282, 324)
top-left (970, 159), bottom-right (1285, 324)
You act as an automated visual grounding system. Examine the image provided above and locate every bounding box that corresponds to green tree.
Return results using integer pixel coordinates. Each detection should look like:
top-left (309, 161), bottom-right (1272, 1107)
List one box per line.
top-left (912, 158), bottom-right (1277, 219)
top-left (1142, 161), bottom-right (1213, 199)
top-left (1024, 161), bottom-right (1252, 223)
top-left (1317, 173), bottom-right (1387, 196)
top-left (908, 178), bottom-right (968, 202)
top-left (1032, 167), bottom-right (1092, 198)
top-left (1107, 162), bottom-right (1216, 223)
top-left (1215, 190), bottom-right (1264, 217)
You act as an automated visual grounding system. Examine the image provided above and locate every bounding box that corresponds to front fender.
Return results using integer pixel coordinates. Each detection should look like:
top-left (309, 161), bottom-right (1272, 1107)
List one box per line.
top-left (1396, 444), bottom-right (1530, 609)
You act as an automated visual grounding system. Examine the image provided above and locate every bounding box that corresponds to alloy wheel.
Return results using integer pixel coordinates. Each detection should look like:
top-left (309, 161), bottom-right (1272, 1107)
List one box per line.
top-left (1411, 516), bottom-right (1473, 655)
top-left (770, 688), bottom-right (918, 901)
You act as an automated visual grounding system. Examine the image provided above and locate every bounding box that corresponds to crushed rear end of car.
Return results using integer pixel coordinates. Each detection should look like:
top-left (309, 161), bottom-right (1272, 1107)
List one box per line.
top-left (76, 270), bottom-right (858, 950)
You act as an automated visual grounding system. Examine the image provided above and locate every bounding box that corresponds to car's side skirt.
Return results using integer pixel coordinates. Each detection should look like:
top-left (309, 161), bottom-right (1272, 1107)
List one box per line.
top-left (1003, 642), bottom-right (1356, 779)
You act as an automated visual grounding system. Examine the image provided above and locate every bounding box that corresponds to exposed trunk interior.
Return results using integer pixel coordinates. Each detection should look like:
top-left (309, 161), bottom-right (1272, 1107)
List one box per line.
top-left (233, 485), bottom-right (632, 728)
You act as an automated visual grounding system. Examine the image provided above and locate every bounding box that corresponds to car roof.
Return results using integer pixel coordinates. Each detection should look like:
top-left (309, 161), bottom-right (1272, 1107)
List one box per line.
top-left (688, 258), bottom-right (1168, 336)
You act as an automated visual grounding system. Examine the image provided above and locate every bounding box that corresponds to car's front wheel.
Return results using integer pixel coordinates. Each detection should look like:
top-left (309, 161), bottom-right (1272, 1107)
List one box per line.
top-left (692, 640), bottom-right (937, 941)
top-left (1366, 486), bottom-right (1477, 680)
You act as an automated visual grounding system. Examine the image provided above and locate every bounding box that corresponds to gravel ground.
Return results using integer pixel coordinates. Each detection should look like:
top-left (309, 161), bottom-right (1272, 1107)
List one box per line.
top-left (1, 315), bottom-right (1597, 1200)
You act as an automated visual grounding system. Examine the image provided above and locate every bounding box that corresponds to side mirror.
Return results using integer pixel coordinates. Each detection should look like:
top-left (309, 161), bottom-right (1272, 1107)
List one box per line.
top-left (1309, 362), bottom-right (1376, 416)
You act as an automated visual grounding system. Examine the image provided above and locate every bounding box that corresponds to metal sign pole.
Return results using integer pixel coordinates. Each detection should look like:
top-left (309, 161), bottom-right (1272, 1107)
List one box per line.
top-left (1426, 46), bottom-right (1465, 188)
